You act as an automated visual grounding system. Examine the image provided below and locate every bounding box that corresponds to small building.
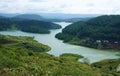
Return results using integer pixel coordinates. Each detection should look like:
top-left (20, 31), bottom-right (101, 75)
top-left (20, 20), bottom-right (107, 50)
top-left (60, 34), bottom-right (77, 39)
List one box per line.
top-left (96, 40), bottom-right (101, 43)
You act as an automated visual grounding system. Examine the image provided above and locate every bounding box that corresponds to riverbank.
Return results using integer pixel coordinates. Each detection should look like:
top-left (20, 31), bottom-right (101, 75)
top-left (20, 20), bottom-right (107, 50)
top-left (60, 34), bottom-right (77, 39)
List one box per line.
top-left (55, 33), bottom-right (120, 51)
top-left (0, 22), bottom-right (119, 63)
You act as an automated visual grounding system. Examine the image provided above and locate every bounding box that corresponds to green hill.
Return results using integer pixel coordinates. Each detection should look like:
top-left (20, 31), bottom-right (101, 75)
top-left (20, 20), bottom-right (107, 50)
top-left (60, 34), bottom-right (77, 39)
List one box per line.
top-left (55, 15), bottom-right (120, 50)
top-left (0, 18), bottom-right (61, 34)
top-left (0, 34), bottom-right (103, 76)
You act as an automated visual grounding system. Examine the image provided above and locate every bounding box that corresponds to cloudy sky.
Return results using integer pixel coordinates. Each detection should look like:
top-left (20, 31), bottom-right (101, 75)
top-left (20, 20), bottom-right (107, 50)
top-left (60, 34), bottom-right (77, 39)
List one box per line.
top-left (0, 0), bottom-right (120, 14)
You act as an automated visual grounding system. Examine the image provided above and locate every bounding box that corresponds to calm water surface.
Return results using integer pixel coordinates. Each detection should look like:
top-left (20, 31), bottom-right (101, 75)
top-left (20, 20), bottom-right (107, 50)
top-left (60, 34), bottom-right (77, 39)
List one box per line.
top-left (0, 22), bottom-right (119, 63)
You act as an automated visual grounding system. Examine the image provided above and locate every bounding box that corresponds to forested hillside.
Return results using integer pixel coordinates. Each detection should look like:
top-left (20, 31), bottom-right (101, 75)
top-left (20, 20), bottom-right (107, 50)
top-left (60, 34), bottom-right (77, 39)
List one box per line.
top-left (0, 18), bottom-right (61, 34)
top-left (56, 15), bottom-right (120, 50)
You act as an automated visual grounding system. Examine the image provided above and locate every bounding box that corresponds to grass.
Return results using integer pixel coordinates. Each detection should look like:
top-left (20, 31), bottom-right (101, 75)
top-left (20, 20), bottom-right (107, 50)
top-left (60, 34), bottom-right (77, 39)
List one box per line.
top-left (92, 59), bottom-right (120, 76)
top-left (0, 34), bottom-right (120, 76)
top-left (60, 53), bottom-right (84, 61)
top-left (116, 53), bottom-right (120, 56)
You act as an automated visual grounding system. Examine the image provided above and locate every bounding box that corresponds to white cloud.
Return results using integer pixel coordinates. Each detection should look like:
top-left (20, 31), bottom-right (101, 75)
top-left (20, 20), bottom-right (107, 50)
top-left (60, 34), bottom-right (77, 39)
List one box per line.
top-left (0, 0), bottom-right (120, 14)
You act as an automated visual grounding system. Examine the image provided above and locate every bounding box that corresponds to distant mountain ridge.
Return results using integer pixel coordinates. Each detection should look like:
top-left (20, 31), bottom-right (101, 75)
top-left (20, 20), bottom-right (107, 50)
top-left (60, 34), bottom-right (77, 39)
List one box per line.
top-left (14, 14), bottom-right (43, 20)
top-left (0, 13), bottom-right (99, 22)
top-left (39, 13), bottom-right (100, 19)
top-left (0, 13), bottom-right (18, 17)
top-left (12, 14), bottom-right (94, 22)
top-left (0, 13), bottom-right (100, 19)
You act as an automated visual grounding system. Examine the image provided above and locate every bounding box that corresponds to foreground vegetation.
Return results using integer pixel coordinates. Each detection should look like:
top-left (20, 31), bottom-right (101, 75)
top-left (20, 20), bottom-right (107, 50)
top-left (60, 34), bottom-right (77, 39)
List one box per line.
top-left (56, 15), bottom-right (120, 50)
top-left (0, 34), bottom-right (101, 76)
top-left (92, 59), bottom-right (120, 76)
top-left (0, 34), bottom-right (120, 76)
top-left (0, 18), bottom-right (61, 34)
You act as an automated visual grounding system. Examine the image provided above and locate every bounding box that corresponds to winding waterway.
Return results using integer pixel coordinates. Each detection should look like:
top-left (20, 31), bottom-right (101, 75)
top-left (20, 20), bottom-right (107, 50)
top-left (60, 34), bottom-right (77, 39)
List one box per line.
top-left (0, 22), bottom-right (119, 63)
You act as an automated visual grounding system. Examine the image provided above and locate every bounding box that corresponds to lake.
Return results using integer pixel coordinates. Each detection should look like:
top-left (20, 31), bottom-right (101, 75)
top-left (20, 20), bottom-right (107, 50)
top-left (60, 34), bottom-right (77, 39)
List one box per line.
top-left (0, 22), bottom-right (119, 63)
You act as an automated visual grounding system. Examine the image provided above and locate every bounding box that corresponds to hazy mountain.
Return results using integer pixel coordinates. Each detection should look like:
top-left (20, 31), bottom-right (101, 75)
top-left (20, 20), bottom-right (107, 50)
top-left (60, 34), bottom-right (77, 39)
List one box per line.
top-left (44, 18), bottom-right (92, 22)
top-left (0, 13), bottom-right (100, 22)
top-left (0, 13), bottom-right (100, 19)
top-left (39, 13), bottom-right (100, 19)
top-left (63, 18), bottom-right (92, 22)
top-left (14, 14), bottom-right (43, 20)
top-left (0, 13), bottom-right (18, 17)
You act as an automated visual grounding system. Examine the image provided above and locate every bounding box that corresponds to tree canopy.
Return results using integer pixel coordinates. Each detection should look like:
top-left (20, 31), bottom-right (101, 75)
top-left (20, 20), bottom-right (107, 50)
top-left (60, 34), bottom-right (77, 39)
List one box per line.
top-left (56, 15), bottom-right (120, 49)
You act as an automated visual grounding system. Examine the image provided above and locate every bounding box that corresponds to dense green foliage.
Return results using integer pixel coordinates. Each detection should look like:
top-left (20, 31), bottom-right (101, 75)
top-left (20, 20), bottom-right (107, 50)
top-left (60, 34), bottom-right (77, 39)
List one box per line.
top-left (92, 59), bottom-right (120, 76)
top-left (0, 34), bottom-right (104, 76)
top-left (116, 53), bottom-right (120, 56)
top-left (0, 18), bottom-right (14, 31)
top-left (60, 53), bottom-right (83, 61)
top-left (56, 15), bottom-right (120, 50)
top-left (14, 20), bottom-right (61, 33)
top-left (0, 18), bottom-right (61, 34)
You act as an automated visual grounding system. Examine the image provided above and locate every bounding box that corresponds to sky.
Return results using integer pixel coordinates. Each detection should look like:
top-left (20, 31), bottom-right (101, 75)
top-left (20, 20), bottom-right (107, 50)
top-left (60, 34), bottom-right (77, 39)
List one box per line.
top-left (0, 0), bottom-right (120, 14)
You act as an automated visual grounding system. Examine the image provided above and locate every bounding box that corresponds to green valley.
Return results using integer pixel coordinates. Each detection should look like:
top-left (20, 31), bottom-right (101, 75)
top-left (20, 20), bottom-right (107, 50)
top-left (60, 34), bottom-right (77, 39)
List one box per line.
top-left (0, 0), bottom-right (120, 75)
